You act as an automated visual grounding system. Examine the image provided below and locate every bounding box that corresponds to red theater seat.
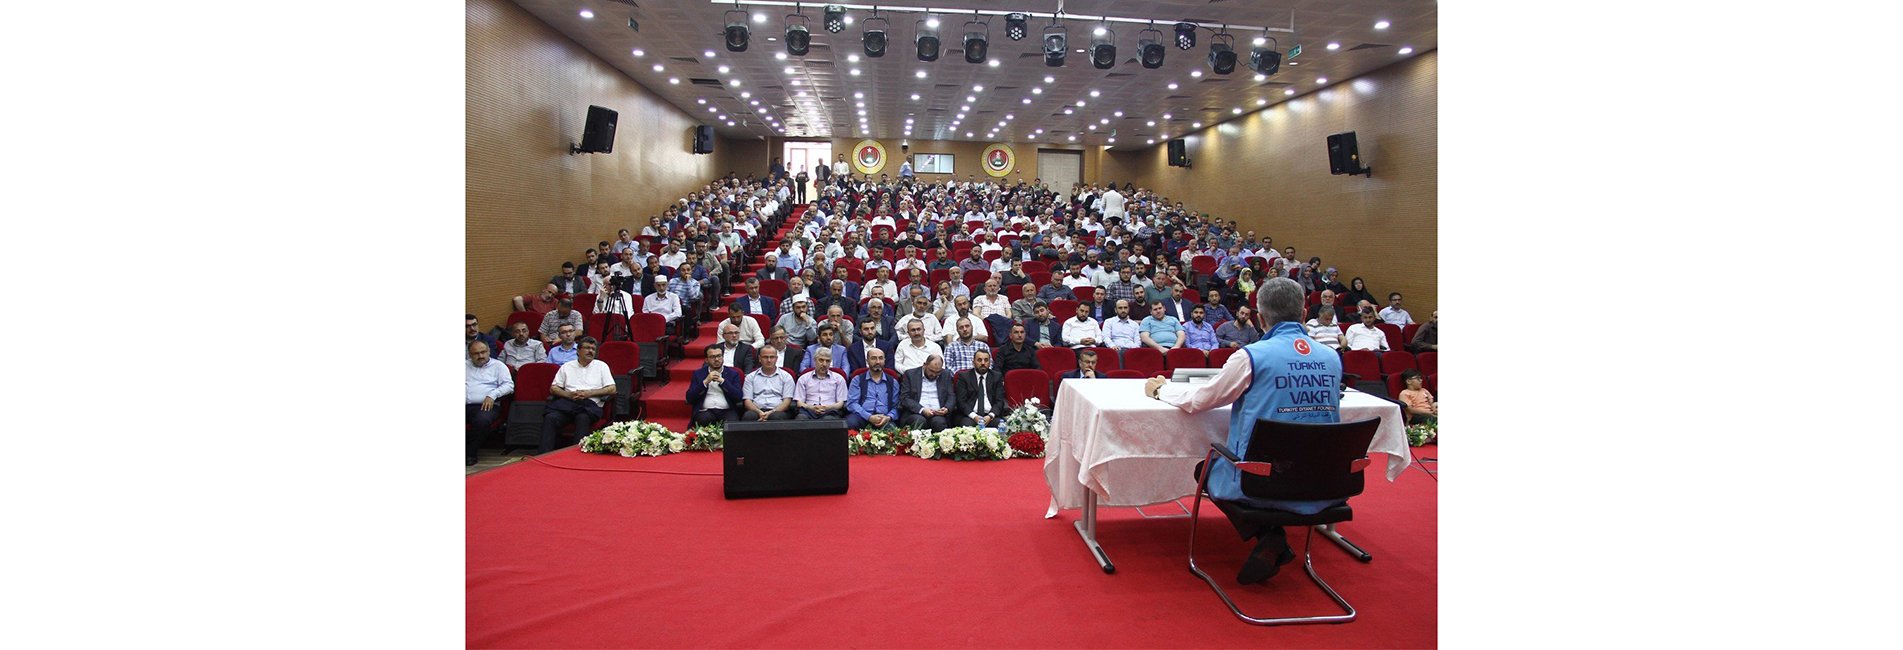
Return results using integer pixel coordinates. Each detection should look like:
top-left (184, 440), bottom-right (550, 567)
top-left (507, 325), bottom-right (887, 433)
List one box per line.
top-left (1004, 369), bottom-right (1053, 409)
top-left (1207, 347), bottom-right (1238, 368)
top-left (1121, 348), bottom-right (1166, 376)
top-left (1035, 347), bottom-right (1077, 381)
top-left (1165, 348), bottom-right (1207, 370)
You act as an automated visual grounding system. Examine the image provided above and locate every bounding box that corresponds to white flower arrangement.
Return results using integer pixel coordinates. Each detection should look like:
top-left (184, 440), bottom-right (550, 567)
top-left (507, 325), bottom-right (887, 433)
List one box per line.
top-left (1002, 397), bottom-right (1051, 441)
top-left (580, 421), bottom-right (684, 457)
top-left (911, 426), bottom-right (1011, 461)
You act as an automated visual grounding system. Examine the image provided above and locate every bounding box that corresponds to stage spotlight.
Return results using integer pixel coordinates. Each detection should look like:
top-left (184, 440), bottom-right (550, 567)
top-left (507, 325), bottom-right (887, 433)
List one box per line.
top-left (964, 19), bottom-right (988, 64)
top-left (786, 13), bottom-right (811, 56)
top-left (1175, 22), bottom-right (1197, 50)
top-left (1043, 21), bottom-right (1067, 67)
top-left (915, 17), bottom-right (940, 61)
top-left (824, 5), bottom-right (846, 34)
top-left (1137, 27), bottom-right (1165, 69)
top-left (1090, 26), bottom-right (1116, 69)
top-left (1005, 13), bottom-right (1028, 40)
top-left (863, 14), bottom-right (888, 57)
top-left (724, 9), bottom-right (750, 52)
top-left (1248, 39), bottom-right (1281, 76)
top-left (1207, 33), bottom-right (1236, 75)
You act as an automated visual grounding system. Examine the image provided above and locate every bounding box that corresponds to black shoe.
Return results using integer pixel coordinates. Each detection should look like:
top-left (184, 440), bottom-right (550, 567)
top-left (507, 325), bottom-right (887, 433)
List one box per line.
top-left (1236, 543), bottom-right (1296, 585)
top-left (466, 456), bottom-right (479, 467)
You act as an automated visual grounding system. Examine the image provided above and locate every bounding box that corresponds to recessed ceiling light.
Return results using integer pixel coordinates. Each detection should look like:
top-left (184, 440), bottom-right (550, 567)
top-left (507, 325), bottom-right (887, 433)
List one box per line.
top-left (854, 92), bottom-right (864, 99)
top-left (651, 64), bottom-right (664, 72)
top-left (1190, 70), bottom-right (1203, 77)
top-left (775, 52), bottom-right (788, 61)
top-left (966, 131), bottom-right (974, 137)
top-left (1254, 74), bottom-right (1266, 82)
top-left (848, 54), bottom-right (861, 63)
top-left (1044, 75), bottom-right (1055, 83)
top-left (632, 48), bottom-right (645, 57)
top-left (741, 91), bottom-right (751, 98)
top-left (1076, 100), bottom-right (1086, 107)
top-left (1316, 77), bottom-right (1328, 84)
top-left (696, 98), bottom-right (707, 105)
top-left (1167, 82), bottom-right (1178, 90)
top-left (1005, 113), bottom-right (1014, 119)
top-left (1068, 135), bottom-right (1076, 141)
top-left (579, 10), bottom-right (594, 19)
top-left (1398, 46), bottom-right (1413, 55)
top-left (905, 118), bottom-right (914, 124)
top-left (1232, 107), bottom-right (1243, 114)
top-left (751, 100), bottom-right (760, 106)
top-left (1032, 87), bottom-right (1043, 94)
top-left (670, 77), bottom-right (680, 84)
top-left (1062, 108), bottom-right (1073, 114)
top-left (1162, 113), bottom-right (1172, 119)
top-left (1288, 61), bottom-right (1299, 66)
top-left (705, 50), bottom-right (717, 58)
top-left (1089, 89), bottom-right (1100, 97)
top-left (717, 65), bottom-right (731, 74)
top-left (792, 80), bottom-right (802, 85)
top-left (1192, 121), bottom-right (1202, 127)
top-left (1375, 20), bottom-right (1391, 30)
top-left (758, 107), bottom-right (768, 113)
top-left (1284, 89), bottom-right (1295, 95)
top-left (965, 95), bottom-right (976, 102)
top-left (850, 69), bottom-right (862, 76)
top-left (988, 60), bottom-right (1000, 67)
top-left (752, 13), bottom-right (767, 24)
top-left (1257, 98), bottom-right (1268, 106)
top-left (1099, 118), bottom-right (1109, 124)
top-left (729, 79), bottom-right (740, 87)
top-left (1022, 98), bottom-right (1032, 104)
top-left (1147, 139), bottom-right (1155, 144)
top-left (1113, 110), bottom-right (1123, 117)
top-left (708, 107), bottom-right (718, 113)
top-left (1326, 42), bottom-right (1340, 50)
top-left (911, 93), bottom-right (921, 100)
top-left (1146, 120), bottom-right (1155, 126)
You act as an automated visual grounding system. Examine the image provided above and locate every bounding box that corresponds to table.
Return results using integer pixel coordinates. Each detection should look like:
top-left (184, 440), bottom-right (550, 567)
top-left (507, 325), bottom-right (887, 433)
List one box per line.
top-left (1042, 379), bottom-right (1410, 573)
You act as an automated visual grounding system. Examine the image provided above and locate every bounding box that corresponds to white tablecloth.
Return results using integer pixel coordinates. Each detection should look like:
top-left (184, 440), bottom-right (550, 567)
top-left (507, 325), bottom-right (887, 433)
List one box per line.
top-left (1043, 380), bottom-right (1410, 517)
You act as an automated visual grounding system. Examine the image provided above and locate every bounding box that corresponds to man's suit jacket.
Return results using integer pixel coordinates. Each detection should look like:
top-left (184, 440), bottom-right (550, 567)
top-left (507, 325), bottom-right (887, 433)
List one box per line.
top-left (737, 295), bottom-right (780, 324)
top-left (847, 336), bottom-right (897, 372)
top-left (1059, 369), bottom-right (1101, 380)
top-left (1155, 298), bottom-right (1190, 322)
top-left (1021, 317), bottom-right (1065, 348)
top-left (1089, 299), bottom-right (1116, 322)
top-left (778, 344), bottom-right (806, 374)
top-left (756, 266), bottom-right (792, 283)
top-left (684, 365), bottom-right (745, 410)
top-left (860, 310), bottom-right (898, 340)
top-left (953, 369), bottom-right (1008, 419)
top-left (899, 367), bottom-right (957, 416)
top-left (723, 341), bottom-right (760, 375)
top-left (815, 294), bottom-right (859, 320)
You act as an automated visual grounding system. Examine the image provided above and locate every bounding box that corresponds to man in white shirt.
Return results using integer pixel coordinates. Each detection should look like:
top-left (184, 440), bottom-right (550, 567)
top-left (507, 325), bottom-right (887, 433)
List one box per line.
top-left (724, 303), bottom-right (765, 347)
top-left (1062, 301), bottom-right (1102, 348)
top-left (1101, 299), bottom-right (1143, 350)
top-left (864, 267), bottom-right (899, 303)
top-left (643, 277), bottom-right (682, 324)
top-left (466, 339), bottom-right (514, 466)
top-left (895, 246), bottom-right (928, 274)
top-left (972, 279), bottom-right (1011, 321)
top-left (538, 337), bottom-right (617, 454)
top-left (892, 319), bottom-right (943, 373)
top-left (499, 322), bottom-right (547, 370)
top-left (895, 296), bottom-right (944, 344)
top-left (1342, 308), bottom-right (1391, 353)
top-left (657, 243), bottom-right (687, 269)
top-left (1378, 292), bottom-right (1415, 327)
top-left (1101, 186), bottom-right (1126, 222)
top-left (1061, 266), bottom-right (1095, 290)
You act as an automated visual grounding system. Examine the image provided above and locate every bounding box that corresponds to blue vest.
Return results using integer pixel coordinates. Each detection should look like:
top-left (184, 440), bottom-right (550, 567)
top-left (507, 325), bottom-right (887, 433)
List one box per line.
top-left (1207, 321), bottom-right (1344, 511)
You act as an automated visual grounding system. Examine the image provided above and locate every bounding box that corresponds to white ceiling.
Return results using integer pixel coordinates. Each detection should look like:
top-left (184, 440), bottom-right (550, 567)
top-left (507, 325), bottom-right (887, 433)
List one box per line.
top-left (506, 0), bottom-right (1436, 148)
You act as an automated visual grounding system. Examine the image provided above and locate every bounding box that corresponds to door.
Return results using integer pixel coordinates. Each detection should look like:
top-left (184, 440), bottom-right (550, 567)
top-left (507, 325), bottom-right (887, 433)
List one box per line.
top-left (1037, 149), bottom-right (1083, 202)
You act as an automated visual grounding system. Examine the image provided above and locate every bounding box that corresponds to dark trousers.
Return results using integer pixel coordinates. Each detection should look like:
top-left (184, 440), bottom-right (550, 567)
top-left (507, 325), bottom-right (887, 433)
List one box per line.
top-left (693, 407), bottom-right (740, 425)
top-left (796, 183), bottom-right (808, 202)
top-left (797, 408), bottom-right (842, 420)
top-left (901, 413), bottom-right (950, 431)
top-left (466, 403), bottom-right (500, 462)
top-left (540, 398), bottom-right (602, 454)
top-left (745, 407), bottom-right (794, 421)
top-left (953, 413), bottom-right (1000, 428)
top-left (1194, 461), bottom-right (1289, 555)
top-left (844, 412), bottom-right (894, 429)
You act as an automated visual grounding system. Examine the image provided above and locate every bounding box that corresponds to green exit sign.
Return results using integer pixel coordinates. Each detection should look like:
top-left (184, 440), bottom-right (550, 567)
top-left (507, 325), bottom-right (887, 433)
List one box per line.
top-left (1287, 44), bottom-right (1302, 59)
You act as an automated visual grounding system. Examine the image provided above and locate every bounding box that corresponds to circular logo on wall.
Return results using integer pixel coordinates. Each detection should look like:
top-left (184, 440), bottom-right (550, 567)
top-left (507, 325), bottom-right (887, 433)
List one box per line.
top-left (981, 143), bottom-right (1016, 177)
top-left (851, 140), bottom-right (887, 175)
top-left (1293, 339), bottom-right (1312, 356)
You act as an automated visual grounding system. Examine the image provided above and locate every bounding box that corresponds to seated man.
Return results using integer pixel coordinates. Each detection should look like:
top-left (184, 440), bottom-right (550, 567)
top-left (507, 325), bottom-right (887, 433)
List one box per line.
top-left (1201, 288), bottom-right (1236, 324)
top-left (546, 324), bottom-right (581, 366)
top-left (794, 347), bottom-right (849, 420)
top-left (538, 337), bottom-right (615, 454)
top-left (1305, 306), bottom-right (1344, 351)
top-left (1216, 306), bottom-right (1264, 348)
top-left (775, 297), bottom-right (819, 348)
top-left (1407, 311), bottom-right (1438, 353)
top-left (953, 349), bottom-right (1008, 428)
top-left (1139, 300), bottom-right (1185, 352)
top-left (499, 322), bottom-right (547, 370)
top-left (1023, 303), bottom-right (1065, 349)
top-left (466, 339), bottom-right (514, 466)
top-left (715, 321), bottom-right (758, 375)
top-left (941, 316), bottom-right (986, 375)
top-left (1182, 304), bottom-right (1220, 351)
top-left (1101, 299), bottom-right (1143, 350)
top-left (1062, 301), bottom-right (1102, 349)
top-left (1342, 307), bottom-right (1390, 353)
top-left (1060, 348), bottom-right (1104, 380)
top-left (643, 277), bottom-right (683, 325)
top-left (845, 348), bottom-right (900, 430)
top-left (892, 318), bottom-right (943, 373)
top-left (899, 354), bottom-right (956, 431)
top-left (686, 344), bottom-right (745, 424)
top-left (799, 323), bottom-right (852, 376)
top-left (995, 323), bottom-right (1039, 372)
top-left (741, 344), bottom-right (797, 421)
top-left (514, 283), bottom-right (563, 314)
top-left (1378, 292), bottom-right (1415, 326)
top-left (537, 298), bottom-right (585, 345)
top-left (466, 314), bottom-right (500, 358)
top-left (724, 302), bottom-right (766, 347)
top-left (549, 261), bottom-right (589, 296)
top-left (736, 278), bottom-right (780, 323)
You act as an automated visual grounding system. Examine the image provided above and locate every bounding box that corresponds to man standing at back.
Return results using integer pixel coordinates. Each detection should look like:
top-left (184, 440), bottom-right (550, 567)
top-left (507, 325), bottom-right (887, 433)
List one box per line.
top-left (1142, 278), bottom-right (1342, 585)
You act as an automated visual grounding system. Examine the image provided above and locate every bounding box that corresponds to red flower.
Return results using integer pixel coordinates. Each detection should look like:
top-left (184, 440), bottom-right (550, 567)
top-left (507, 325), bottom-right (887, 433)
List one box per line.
top-left (683, 432), bottom-right (698, 446)
top-left (1008, 432), bottom-right (1044, 457)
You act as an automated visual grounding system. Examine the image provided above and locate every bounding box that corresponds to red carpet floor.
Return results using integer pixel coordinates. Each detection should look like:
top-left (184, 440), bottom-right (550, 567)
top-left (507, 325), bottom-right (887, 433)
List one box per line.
top-left (466, 445), bottom-right (1438, 647)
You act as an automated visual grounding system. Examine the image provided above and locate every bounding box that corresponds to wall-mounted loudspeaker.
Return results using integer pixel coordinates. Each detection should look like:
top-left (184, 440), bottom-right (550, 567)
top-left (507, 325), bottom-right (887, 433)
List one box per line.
top-left (1326, 131), bottom-right (1371, 177)
top-left (693, 125), bottom-right (715, 154)
top-left (1167, 138), bottom-right (1190, 167)
top-left (571, 105), bottom-right (617, 154)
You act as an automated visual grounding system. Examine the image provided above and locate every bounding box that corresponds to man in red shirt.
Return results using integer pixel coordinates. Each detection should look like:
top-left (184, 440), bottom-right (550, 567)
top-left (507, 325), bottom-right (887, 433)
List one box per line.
top-left (513, 283), bottom-right (563, 314)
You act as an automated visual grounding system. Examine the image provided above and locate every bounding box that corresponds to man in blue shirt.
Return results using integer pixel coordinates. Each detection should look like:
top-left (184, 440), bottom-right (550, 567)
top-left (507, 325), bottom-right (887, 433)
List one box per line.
top-left (846, 348), bottom-right (900, 429)
top-left (1143, 278), bottom-right (1343, 585)
top-left (1182, 304), bottom-right (1219, 351)
top-left (546, 324), bottom-right (580, 366)
top-left (1138, 301), bottom-right (1184, 352)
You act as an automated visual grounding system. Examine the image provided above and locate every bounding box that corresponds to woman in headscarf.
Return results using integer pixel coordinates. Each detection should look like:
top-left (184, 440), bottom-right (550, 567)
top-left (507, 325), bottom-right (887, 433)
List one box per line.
top-left (1341, 276), bottom-right (1376, 311)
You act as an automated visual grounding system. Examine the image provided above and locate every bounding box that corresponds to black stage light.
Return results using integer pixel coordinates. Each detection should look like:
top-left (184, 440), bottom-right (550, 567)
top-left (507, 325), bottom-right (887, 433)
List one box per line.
top-left (724, 9), bottom-right (750, 52)
top-left (963, 19), bottom-right (989, 64)
top-left (1207, 33), bottom-right (1236, 74)
top-left (863, 15), bottom-right (889, 57)
top-left (786, 14), bottom-right (811, 56)
top-left (1248, 41), bottom-right (1281, 76)
top-left (824, 5), bottom-right (846, 34)
top-left (1043, 23), bottom-right (1067, 67)
top-left (1175, 22), bottom-right (1197, 50)
top-left (1138, 28), bottom-right (1165, 69)
top-left (1090, 27), bottom-right (1116, 69)
top-left (915, 18), bottom-right (940, 62)
top-left (1005, 13), bottom-right (1028, 40)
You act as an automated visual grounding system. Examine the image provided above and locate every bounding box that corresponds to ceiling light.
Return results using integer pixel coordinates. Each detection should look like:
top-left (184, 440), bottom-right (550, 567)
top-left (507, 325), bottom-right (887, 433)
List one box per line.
top-left (1107, 137), bottom-right (1115, 143)
top-left (1089, 89), bottom-right (1100, 97)
top-left (669, 77), bottom-right (680, 84)
top-left (1399, 46), bottom-right (1413, 55)
top-left (1190, 69), bottom-right (1203, 78)
top-left (1174, 22), bottom-right (1197, 50)
top-left (825, 5), bottom-right (847, 33)
top-left (1044, 75), bottom-right (1055, 84)
top-left (708, 107), bottom-right (719, 113)
top-left (1147, 139), bottom-right (1155, 144)
top-left (854, 92), bottom-right (864, 99)
top-left (988, 59), bottom-right (1000, 67)
top-left (1255, 73), bottom-right (1266, 82)
top-left (1162, 113), bottom-right (1171, 119)
top-left (1326, 42), bottom-right (1340, 51)
top-left (848, 54), bottom-right (861, 63)
top-left (973, 84), bottom-right (984, 92)
top-left (850, 68), bottom-right (862, 76)
top-left (1076, 100), bottom-right (1086, 107)
top-left (753, 13), bottom-right (768, 24)
top-left (1285, 88), bottom-right (1295, 95)
top-left (1099, 118), bottom-right (1109, 124)
top-left (776, 52), bottom-right (788, 61)
top-left (863, 14), bottom-right (889, 57)
top-left (915, 70), bottom-right (928, 79)
top-left (652, 64), bottom-right (664, 72)
top-left (1375, 20), bottom-right (1390, 30)
top-left (758, 107), bottom-right (768, 113)
top-left (1137, 27), bottom-right (1166, 68)
top-left (783, 66), bottom-right (795, 74)
top-left (718, 65), bottom-right (731, 74)
top-left (966, 131), bottom-right (974, 137)
top-left (725, 9), bottom-right (751, 52)
top-left (751, 100), bottom-right (760, 106)
top-left (791, 79), bottom-right (801, 85)
top-left (910, 93), bottom-right (921, 100)
top-left (1167, 82), bottom-right (1178, 90)
top-left (1192, 121), bottom-right (1202, 127)
top-left (965, 95), bottom-right (975, 102)
top-left (1022, 98), bottom-right (1032, 104)
top-left (1032, 87), bottom-right (1043, 94)
top-left (1068, 135), bottom-right (1076, 141)
top-left (916, 16), bottom-right (941, 61)
top-left (1257, 98), bottom-right (1268, 106)
top-left (1252, 36), bottom-right (1266, 47)
top-left (1146, 120), bottom-right (1155, 126)
top-left (729, 79), bottom-right (740, 87)
top-left (1207, 32), bottom-right (1236, 74)
top-left (580, 10), bottom-right (594, 19)
top-left (1114, 110), bottom-right (1123, 117)
top-left (1232, 108), bottom-right (1243, 114)
top-left (1043, 22), bottom-right (1067, 67)
top-left (632, 48), bottom-right (645, 57)
top-left (697, 98), bottom-right (707, 104)
top-left (1034, 128), bottom-right (1043, 133)
top-left (1316, 77), bottom-right (1328, 84)
top-left (1062, 108), bottom-right (1073, 115)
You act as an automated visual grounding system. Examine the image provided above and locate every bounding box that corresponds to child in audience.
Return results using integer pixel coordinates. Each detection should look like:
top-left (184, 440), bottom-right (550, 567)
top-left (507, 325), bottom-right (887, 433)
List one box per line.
top-left (1397, 369), bottom-right (1437, 425)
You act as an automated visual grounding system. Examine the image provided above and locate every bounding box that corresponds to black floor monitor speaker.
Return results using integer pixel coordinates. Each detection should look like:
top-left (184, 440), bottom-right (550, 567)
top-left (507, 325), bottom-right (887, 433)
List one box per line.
top-left (1167, 138), bottom-right (1189, 167)
top-left (1327, 131), bottom-right (1370, 176)
top-left (577, 105), bottom-right (618, 154)
top-left (723, 419), bottom-right (849, 499)
top-left (693, 125), bottom-right (716, 154)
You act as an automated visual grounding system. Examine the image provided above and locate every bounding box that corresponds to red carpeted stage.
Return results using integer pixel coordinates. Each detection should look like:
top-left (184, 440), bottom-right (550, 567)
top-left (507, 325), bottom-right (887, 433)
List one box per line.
top-left (467, 445), bottom-right (1437, 647)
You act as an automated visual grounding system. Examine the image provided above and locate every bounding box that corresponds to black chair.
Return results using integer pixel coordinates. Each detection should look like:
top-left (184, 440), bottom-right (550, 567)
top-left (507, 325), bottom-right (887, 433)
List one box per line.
top-left (1187, 418), bottom-right (1381, 626)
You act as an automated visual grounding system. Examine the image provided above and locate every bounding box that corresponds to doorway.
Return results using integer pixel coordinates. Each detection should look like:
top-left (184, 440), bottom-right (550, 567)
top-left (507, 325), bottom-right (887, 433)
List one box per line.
top-left (783, 141), bottom-right (831, 202)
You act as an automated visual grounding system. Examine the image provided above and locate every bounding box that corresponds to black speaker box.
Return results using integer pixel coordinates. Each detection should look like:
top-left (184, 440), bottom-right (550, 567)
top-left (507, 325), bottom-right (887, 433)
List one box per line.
top-left (722, 419), bottom-right (849, 499)
top-left (1327, 131), bottom-right (1362, 175)
top-left (693, 125), bottom-right (716, 154)
top-left (1167, 139), bottom-right (1189, 167)
top-left (578, 105), bottom-right (618, 154)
